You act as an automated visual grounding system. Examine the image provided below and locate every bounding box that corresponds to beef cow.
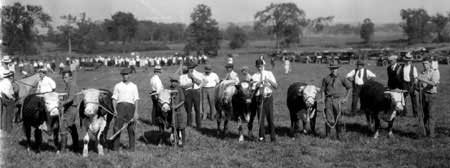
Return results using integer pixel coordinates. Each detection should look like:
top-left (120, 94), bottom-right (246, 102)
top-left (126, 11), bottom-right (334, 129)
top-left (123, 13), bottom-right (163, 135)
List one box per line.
top-left (360, 80), bottom-right (406, 138)
top-left (215, 80), bottom-right (255, 142)
top-left (287, 82), bottom-right (320, 137)
top-left (78, 88), bottom-right (114, 157)
top-left (22, 92), bottom-right (66, 153)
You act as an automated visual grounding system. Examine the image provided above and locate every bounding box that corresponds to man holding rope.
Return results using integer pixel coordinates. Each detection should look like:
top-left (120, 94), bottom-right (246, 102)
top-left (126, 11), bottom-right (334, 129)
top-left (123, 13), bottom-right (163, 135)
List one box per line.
top-left (111, 68), bottom-right (139, 151)
top-left (59, 70), bottom-right (80, 152)
top-left (320, 62), bottom-right (351, 140)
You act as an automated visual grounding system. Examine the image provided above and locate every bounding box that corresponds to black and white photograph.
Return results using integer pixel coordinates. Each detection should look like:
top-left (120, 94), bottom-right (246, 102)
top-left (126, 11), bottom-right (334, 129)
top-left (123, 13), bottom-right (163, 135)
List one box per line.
top-left (0, 0), bottom-right (449, 167)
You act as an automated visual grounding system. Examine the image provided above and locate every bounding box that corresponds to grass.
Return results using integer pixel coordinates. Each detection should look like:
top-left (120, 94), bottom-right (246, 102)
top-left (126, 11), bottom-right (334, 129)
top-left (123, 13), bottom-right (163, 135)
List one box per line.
top-left (1, 50), bottom-right (450, 168)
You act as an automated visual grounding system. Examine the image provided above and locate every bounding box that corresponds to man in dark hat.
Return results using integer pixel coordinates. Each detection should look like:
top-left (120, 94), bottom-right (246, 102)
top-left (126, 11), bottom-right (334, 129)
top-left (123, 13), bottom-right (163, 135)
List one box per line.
top-left (59, 70), bottom-right (80, 152)
top-left (399, 52), bottom-right (418, 117)
top-left (0, 70), bottom-right (15, 133)
top-left (346, 60), bottom-right (376, 114)
top-left (223, 63), bottom-right (239, 85)
top-left (112, 68), bottom-right (140, 151)
top-left (179, 62), bottom-right (203, 128)
top-left (150, 65), bottom-right (164, 124)
top-left (249, 58), bottom-right (278, 142)
top-left (417, 57), bottom-right (440, 137)
top-left (387, 55), bottom-right (402, 90)
top-left (202, 65), bottom-right (219, 120)
top-left (321, 63), bottom-right (352, 139)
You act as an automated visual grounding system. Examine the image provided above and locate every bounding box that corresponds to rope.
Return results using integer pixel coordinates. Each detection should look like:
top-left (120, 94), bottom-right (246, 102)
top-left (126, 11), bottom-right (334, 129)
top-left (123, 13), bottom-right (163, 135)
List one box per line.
top-left (321, 99), bottom-right (343, 129)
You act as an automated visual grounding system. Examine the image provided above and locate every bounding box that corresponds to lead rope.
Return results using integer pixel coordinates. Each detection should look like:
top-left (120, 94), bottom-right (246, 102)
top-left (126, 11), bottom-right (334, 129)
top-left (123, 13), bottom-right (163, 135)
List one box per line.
top-left (321, 99), bottom-right (342, 129)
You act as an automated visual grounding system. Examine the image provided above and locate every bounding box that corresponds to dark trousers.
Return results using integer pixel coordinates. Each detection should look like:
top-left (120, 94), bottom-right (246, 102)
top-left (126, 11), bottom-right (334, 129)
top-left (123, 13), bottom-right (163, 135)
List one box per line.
top-left (112, 103), bottom-right (136, 151)
top-left (254, 95), bottom-right (275, 141)
top-left (351, 84), bottom-right (362, 113)
top-left (185, 89), bottom-right (201, 128)
top-left (325, 97), bottom-right (342, 139)
top-left (151, 96), bottom-right (159, 124)
top-left (419, 92), bottom-right (435, 137)
top-left (1, 99), bottom-right (15, 133)
top-left (60, 106), bottom-right (79, 151)
top-left (403, 83), bottom-right (418, 117)
top-left (202, 87), bottom-right (216, 120)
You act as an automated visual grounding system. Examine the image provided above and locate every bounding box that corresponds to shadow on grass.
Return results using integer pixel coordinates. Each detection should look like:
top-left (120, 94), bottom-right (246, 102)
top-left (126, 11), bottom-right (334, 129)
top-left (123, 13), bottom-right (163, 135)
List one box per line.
top-left (138, 130), bottom-right (172, 146)
top-left (435, 127), bottom-right (450, 137)
top-left (138, 118), bottom-right (153, 126)
top-left (344, 122), bottom-right (419, 139)
top-left (198, 127), bottom-right (240, 139)
top-left (18, 139), bottom-right (56, 153)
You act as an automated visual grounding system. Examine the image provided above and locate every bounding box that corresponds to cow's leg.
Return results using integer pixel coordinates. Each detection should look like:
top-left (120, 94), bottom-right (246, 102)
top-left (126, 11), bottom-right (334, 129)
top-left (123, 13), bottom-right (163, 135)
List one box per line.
top-left (53, 120), bottom-right (61, 153)
top-left (158, 125), bottom-right (165, 146)
top-left (34, 128), bottom-right (42, 153)
top-left (97, 118), bottom-right (106, 155)
top-left (365, 108), bottom-right (374, 132)
top-left (247, 107), bottom-right (257, 140)
top-left (82, 133), bottom-right (89, 157)
top-left (310, 109), bottom-right (317, 136)
top-left (388, 118), bottom-right (395, 138)
top-left (222, 120), bottom-right (229, 138)
top-left (238, 119), bottom-right (244, 142)
top-left (373, 112), bottom-right (381, 139)
top-left (24, 125), bottom-right (32, 152)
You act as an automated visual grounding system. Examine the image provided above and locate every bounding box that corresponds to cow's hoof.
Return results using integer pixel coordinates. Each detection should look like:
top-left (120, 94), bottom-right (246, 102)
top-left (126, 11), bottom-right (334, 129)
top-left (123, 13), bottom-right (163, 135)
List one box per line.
top-left (26, 148), bottom-right (31, 152)
top-left (98, 146), bottom-right (104, 156)
top-left (388, 131), bottom-right (394, 138)
top-left (56, 150), bottom-right (60, 155)
top-left (302, 129), bottom-right (308, 134)
top-left (238, 135), bottom-right (244, 142)
top-left (373, 132), bottom-right (379, 139)
top-left (82, 148), bottom-right (88, 157)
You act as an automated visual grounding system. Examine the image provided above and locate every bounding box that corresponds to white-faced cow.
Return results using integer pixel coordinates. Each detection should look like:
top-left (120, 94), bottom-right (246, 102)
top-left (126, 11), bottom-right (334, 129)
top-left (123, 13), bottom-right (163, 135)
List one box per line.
top-left (215, 80), bottom-right (255, 142)
top-left (77, 88), bottom-right (114, 157)
top-left (22, 92), bottom-right (66, 153)
top-left (151, 89), bottom-right (180, 145)
top-left (287, 82), bottom-right (320, 137)
top-left (360, 80), bottom-right (406, 138)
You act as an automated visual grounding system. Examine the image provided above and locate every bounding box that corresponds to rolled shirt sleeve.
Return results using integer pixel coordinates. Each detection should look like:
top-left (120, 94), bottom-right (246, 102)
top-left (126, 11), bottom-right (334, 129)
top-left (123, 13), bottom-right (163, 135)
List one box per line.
top-left (346, 70), bottom-right (355, 78)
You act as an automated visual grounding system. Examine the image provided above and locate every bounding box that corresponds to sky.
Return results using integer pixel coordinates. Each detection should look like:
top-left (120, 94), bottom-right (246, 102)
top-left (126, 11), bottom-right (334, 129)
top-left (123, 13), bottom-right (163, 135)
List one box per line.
top-left (2, 0), bottom-right (450, 26)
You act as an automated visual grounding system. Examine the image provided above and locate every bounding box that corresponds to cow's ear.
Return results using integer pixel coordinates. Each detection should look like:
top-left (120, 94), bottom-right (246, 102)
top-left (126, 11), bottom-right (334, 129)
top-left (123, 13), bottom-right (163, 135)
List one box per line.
top-left (298, 86), bottom-right (305, 92)
top-left (315, 87), bottom-right (321, 92)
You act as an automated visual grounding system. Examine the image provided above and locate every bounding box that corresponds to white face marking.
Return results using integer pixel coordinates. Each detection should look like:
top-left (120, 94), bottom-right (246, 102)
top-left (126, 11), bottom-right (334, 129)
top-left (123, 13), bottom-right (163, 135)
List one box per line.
top-left (302, 85), bottom-right (318, 106)
top-left (39, 92), bottom-right (63, 116)
top-left (240, 82), bottom-right (249, 90)
top-left (386, 91), bottom-right (405, 111)
top-left (159, 89), bottom-right (172, 112)
top-left (83, 89), bottom-right (101, 116)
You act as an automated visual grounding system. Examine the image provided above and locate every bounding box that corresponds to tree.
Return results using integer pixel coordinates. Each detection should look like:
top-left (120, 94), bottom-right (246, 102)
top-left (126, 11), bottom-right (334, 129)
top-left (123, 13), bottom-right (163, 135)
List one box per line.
top-left (1, 2), bottom-right (51, 55)
top-left (57, 14), bottom-right (77, 54)
top-left (226, 24), bottom-right (247, 49)
top-left (55, 13), bottom-right (100, 53)
top-left (400, 8), bottom-right (434, 43)
top-left (108, 12), bottom-right (138, 44)
top-left (430, 13), bottom-right (450, 42)
top-left (254, 3), bottom-right (307, 49)
top-left (184, 4), bottom-right (221, 55)
top-left (308, 16), bottom-right (334, 33)
top-left (360, 18), bottom-right (375, 43)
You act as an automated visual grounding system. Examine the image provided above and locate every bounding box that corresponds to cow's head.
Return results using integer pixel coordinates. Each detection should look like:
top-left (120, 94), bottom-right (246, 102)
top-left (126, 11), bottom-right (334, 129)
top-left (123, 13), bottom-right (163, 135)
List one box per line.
top-left (78, 89), bottom-right (107, 116)
top-left (222, 83), bottom-right (236, 105)
top-left (37, 92), bottom-right (67, 116)
top-left (384, 90), bottom-right (406, 112)
top-left (235, 81), bottom-right (255, 122)
top-left (157, 89), bottom-right (175, 113)
top-left (298, 85), bottom-right (320, 107)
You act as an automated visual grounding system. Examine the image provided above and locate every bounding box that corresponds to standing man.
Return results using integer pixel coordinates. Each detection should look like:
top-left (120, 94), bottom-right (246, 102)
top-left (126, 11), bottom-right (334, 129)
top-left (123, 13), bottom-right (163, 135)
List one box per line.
top-left (346, 60), bottom-right (376, 114)
top-left (59, 71), bottom-right (80, 152)
top-left (202, 65), bottom-right (219, 120)
top-left (320, 63), bottom-right (352, 139)
top-left (251, 59), bottom-right (278, 142)
top-left (400, 53), bottom-right (418, 117)
top-left (387, 55), bottom-right (402, 90)
top-left (0, 71), bottom-right (15, 134)
top-left (417, 57), bottom-right (440, 137)
top-left (240, 66), bottom-right (252, 82)
top-left (36, 69), bottom-right (56, 93)
top-left (223, 64), bottom-right (240, 85)
top-left (179, 63), bottom-right (203, 129)
top-left (0, 56), bottom-right (12, 77)
top-left (168, 75), bottom-right (186, 147)
top-left (112, 68), bottom-right (139, 151)
top-left (150, 65), bottom-right (164, 124)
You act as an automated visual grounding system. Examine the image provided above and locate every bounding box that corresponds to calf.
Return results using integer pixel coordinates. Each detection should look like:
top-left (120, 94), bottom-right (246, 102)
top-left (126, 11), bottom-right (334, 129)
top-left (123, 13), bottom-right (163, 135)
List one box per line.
top-left (22, 92), bottom-right (66, 153)
top-left (360, 80), bottom-right (405, 138)
top-left (287, 82), bottom-right (320, 137)
top-left (78, 88), bottom-right (113, 157)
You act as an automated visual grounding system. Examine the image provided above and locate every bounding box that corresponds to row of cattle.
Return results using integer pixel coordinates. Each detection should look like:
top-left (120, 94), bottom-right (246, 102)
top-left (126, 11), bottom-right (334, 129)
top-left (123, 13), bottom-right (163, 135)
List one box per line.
top-left (17, 76), bottom-right (405, 156)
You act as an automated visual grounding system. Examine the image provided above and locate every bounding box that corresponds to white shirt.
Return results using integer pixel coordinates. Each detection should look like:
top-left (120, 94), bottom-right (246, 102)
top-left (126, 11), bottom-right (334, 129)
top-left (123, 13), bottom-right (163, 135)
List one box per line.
top-left (0, 64), bottom-right (9, 79)
top-left (112, 81), bottom-right (140, 104)
top-left (224, 71), bottom-right (240, 85)
top-left (402, 64), bottom-right (418, 82)
top-left (37, 76), bottom-right (56, 93)
top-left (252, 70), bottom-right (277, 96)
top-left (0, 78), bottom-right (14, 99)
top-left (346, 68), bottom-right (376, 85)
top-left (149, 74), bottom-right (164, 94)
top-left (180, 69), bottom-right (203, 90)
top-left (203, 72), bottom-right (220, 88)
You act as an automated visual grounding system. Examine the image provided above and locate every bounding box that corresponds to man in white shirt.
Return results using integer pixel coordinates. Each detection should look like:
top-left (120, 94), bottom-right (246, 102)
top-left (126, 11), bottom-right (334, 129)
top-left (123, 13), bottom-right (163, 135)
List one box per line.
top-left (36, 69), bottom-right (56, 94)
top-left (400, 53), bottom-right (419, 117)
top-left (0, 56), bottom-right (12, 80)
top-left (202, 65), bottom-right (219, 120)
top-left (250, 59), bottom-right (278, 142)
top-left (223, 64), bottom-right (240, 85)
top-left (150, 65), bottom-right (164, 124)
top-left (179, 63), bottom-right (203, 128)
top-left (112, 68), bottom-right (139, 151)
top-left (346, 60), bottom-right (376, 114)
top-left (0, 71), bottom-right (15, 133)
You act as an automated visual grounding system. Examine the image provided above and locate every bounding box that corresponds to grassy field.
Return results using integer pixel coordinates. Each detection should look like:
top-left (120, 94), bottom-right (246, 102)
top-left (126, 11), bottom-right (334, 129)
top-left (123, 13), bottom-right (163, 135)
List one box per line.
top-left (1, 52), bottom-right (450, 168)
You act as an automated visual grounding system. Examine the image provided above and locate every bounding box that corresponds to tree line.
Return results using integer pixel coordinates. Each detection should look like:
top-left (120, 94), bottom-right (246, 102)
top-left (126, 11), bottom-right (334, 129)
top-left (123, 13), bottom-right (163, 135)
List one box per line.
top-left (2, 2), bottom-right (450, 56)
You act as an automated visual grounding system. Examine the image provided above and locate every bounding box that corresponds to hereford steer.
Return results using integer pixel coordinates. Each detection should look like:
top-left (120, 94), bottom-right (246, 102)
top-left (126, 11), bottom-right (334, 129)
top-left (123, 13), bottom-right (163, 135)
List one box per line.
top-left (152, 89), bottom-right (178, 145)
top-left (22, 92), bottom-right (66, 153)
top-left (360, 80), bottom-right (406, 138)
top-left (287, 82), bottom-right (320, 137)
top-left (77, 88), bottom-right (114, 157)
top-left (215, 80), bottom-right (255, 142)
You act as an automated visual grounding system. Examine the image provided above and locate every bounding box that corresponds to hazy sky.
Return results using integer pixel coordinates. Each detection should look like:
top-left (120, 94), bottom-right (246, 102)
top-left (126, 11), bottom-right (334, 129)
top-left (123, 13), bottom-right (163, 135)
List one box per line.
top-left (3, 0), bottom-right (450, 25)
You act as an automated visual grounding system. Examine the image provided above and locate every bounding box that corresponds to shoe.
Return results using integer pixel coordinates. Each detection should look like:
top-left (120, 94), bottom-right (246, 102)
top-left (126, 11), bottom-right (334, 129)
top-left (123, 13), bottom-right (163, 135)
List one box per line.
top-left (258, 137), bottom-right (265, 142)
